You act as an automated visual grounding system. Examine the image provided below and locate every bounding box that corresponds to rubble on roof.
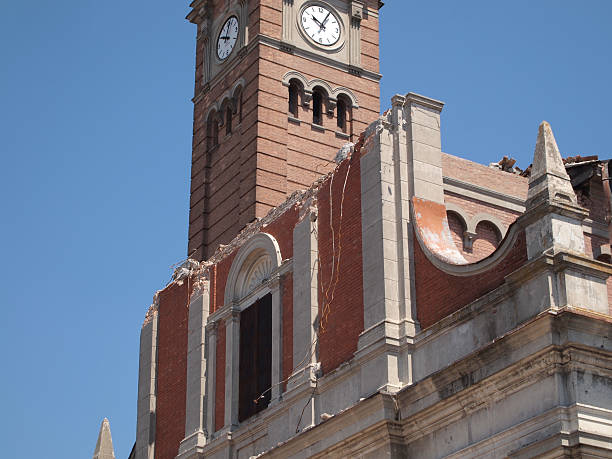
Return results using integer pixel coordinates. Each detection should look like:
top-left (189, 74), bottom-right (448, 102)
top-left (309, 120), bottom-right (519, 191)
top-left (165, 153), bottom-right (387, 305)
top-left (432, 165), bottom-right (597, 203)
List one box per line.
top-left (489, 156), bottom-right (524, 175)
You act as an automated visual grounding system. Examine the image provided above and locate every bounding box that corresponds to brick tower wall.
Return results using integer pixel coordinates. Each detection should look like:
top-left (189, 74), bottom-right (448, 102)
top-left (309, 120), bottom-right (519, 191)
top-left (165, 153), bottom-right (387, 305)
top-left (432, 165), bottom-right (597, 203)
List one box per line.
top-left (188, 0), bottom-right (381, 261)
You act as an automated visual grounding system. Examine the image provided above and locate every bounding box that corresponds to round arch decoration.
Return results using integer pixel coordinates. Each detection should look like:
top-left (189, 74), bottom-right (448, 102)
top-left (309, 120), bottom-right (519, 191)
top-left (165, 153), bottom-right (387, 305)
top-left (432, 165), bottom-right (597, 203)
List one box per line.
top-left (224, 233), bottom-right (283, 305)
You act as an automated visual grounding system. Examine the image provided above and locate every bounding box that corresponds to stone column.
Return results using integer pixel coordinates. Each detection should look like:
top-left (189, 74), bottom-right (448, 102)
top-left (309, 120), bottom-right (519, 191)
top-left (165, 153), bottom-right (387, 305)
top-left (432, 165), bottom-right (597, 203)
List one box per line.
top-left (356, 112), bottom-right (403, 396)
top-left (204, 321), bottom-right (217, 439)
top-left (270, 274), bottom-right (283, 403)
top-left (287, 202), bottom-right (319, 391)
top-left (224, 307), bottom-right (240, 428)
top-left (135, 301), bottom-right (158, 459)
top-left (404, 93), bottom-right (445, 204)
top-left (177, 281), bottom-right (210, 459)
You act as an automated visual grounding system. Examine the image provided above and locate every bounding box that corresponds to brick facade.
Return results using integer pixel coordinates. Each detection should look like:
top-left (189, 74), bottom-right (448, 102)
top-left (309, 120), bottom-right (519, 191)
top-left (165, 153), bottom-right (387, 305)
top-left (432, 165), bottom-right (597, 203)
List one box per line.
top-left (414, 229), bottom-right (528, 329)
top-left (154, 282), bottom-right (190, 459)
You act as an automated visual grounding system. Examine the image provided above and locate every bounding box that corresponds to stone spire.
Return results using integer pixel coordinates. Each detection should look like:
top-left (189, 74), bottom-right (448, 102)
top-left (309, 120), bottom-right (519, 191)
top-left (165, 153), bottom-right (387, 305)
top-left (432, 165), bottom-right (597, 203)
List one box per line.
top-left (92, 418), bottom-right (116, 459)
top-left (523, 121), bottom-right (587, 259)
top-left (526, 121), bottom-right (578, 210)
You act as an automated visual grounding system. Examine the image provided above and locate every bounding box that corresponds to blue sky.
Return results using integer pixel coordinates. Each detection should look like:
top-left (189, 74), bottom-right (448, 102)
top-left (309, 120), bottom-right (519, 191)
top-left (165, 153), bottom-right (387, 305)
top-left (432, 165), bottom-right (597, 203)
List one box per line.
top-left (0, 1), bottom-right (610, 458)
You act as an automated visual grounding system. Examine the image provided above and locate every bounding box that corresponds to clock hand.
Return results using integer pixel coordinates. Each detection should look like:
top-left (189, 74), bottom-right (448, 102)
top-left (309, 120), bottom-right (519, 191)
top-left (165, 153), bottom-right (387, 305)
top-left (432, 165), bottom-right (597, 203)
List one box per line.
top-left (321, 12), bottom-right (331, 28)
top-left (311, 15), bottom-right (323, 27)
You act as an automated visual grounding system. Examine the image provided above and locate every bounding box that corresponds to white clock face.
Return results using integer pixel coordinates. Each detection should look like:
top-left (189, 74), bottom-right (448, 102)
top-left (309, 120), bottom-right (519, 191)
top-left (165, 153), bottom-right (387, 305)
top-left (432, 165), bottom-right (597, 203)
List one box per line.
top-left (216, 16), bottom-right (239, 60)
top-left (300, 5), bottom-right (340, 46)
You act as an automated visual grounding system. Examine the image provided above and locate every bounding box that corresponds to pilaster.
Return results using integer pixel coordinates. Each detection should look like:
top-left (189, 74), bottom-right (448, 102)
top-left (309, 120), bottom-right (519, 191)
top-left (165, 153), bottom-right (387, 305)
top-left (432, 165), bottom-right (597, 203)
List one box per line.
top-left (287, 202), bottom-right (320, 392)
top-left (177, 281), bottom-right (211, 459)
top-left (349, 1), bottom-right (364, 69)
top-left (270, 274), bottom-right (283, 403)
top-left (404, 92), bottom-right (445, 204)
top-left (135, 304), bottom-right (158, 459)
top-left (204, 320), bottom-right (217, 440)
top-left (224, 307), bottom-right (240, 429)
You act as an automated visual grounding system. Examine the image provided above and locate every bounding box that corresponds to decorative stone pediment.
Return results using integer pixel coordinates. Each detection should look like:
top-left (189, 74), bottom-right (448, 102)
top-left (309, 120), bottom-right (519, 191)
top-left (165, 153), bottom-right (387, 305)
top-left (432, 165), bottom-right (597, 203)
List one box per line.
top-left (225, 233), bottom-right (282, 304)
top-left (240, 254), bottom-right (273, 299)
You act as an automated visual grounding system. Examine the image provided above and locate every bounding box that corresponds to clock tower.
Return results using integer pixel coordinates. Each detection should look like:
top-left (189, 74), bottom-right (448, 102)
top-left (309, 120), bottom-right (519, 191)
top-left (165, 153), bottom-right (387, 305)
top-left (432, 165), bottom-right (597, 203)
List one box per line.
top-left (187, 0), bottom-right (382, 260)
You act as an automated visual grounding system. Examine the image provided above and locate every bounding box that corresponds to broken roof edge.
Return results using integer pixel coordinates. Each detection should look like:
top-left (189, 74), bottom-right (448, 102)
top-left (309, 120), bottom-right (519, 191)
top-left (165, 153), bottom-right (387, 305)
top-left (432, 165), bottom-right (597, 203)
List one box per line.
top-left (412, 197), bottom-right (525, 277)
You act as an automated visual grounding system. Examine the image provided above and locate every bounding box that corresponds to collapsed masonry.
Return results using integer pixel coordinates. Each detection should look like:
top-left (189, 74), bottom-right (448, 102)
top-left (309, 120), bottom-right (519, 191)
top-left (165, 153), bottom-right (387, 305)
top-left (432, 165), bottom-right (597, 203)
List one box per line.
top-left (134, 93), bottom-right (612, 459)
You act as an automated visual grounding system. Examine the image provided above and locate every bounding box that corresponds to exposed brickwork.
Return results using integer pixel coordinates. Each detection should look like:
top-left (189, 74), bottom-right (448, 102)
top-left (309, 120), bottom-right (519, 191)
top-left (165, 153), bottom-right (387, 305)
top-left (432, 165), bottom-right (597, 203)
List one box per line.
top-left (281, 272), bottom-right (293, 391)
top-left (211, 252), bottom-right (237, 313)
top-left (415, 229), bottom-right (528, 329)
top-left (215, 320), bottom-right (226, 432)
top-left (155, 281), bottom-right (190, 459)
top-left (471, 221), bottom-right (501, 260)
top-left (442, 153), bottom-right (528, 200)
top-left (316, 150), bottom-right (364, 374)
top-left (444, 191), bottom-right (521, 262)
top-left (444, 192), bottom-right (521, 228)
top-left (262, 204), bottom-right (299, 260)
top-left (584, 233), bottom-right (609, 259)
top-left (447, 211), bottom-right (466, 252)
top-left (577, 174), bottom-right (609, 225)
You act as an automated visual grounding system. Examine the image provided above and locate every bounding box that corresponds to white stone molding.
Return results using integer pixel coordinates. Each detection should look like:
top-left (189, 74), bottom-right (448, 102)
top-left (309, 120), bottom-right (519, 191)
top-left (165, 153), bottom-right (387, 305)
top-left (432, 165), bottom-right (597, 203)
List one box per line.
top-left (443, 175), bottom-right (526, 212)
top-left (413, 209), bottom-right (523, 276)
top-left (348, 1), bottom-right (363, 69)
top-left (288, 204), bottom-right (320, 392)
top-left (204, 103), bottom-right (220, 124)
top-left (281, 71), bottom-right (359, 108)
top-left (225, 233), bottom-right (282, 304)
top-left (281, 0), bottom-right (295, 45)
top-left (135, 307), bottom-right (158, 459)
top-left (204, 320), bottom-right (217, 442)
top-left (177, 280), bottom-right (211, 459)
top-left (221, 232), bottom-right (285, 428)
top-left (192, 0), bottom-right (249, 88)
top-left (224, 307), bottom-right (241, 428)
top-left (403, 92), bottom-right (445, 204)
top-left (445, 202), bottom-right (507, 250)
top-left (357, 99), bottom-right (420, 396)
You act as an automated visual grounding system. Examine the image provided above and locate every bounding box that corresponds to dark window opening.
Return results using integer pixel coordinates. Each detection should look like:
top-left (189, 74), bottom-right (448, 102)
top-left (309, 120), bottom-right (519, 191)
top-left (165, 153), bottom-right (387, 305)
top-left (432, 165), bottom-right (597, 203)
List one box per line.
top-left (212, 119), bottom-right (219, 147)
top-left (225, 106), bottom-right (232, 135)
top-left (288, 82), bottom-right (299, 118)
top-left (207, 115), bottom-right (219, 150)
top-left (239, 293), bottom-right (272, 422)
top-left (312, 90), bottom-right (323, 126)
top-left (239, 92), bottom-right (243, 123)
top-left (337, 98), bottom-right (347, 132)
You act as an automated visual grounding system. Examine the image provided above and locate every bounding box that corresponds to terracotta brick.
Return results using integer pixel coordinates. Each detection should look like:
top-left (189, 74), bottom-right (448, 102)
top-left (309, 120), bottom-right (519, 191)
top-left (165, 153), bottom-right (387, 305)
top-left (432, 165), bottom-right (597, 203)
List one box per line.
top-left (155, 281), bottom-right (190, 459)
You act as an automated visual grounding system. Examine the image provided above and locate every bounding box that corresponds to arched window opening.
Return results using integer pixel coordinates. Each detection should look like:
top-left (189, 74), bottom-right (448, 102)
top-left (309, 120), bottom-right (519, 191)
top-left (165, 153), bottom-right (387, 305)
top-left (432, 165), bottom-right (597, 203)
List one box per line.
top-left (446, 211), bottom-right (467, 251)
top-left (225, 106), bottom-right (233, 135)
top-left (239, 92), bottom-right (243, 123)
top-left (238, 293), bottom-right (272, 422)
top-left (337, 97), bottom-right (347, 132)
top-left (471, 221), bottom-right (501, 260)
top-left (288, 81), bottom-right (299, 118)
top-left (312, 89), bottom-right (323, 126)
top-left (207, 113), bottom-right (219, 150)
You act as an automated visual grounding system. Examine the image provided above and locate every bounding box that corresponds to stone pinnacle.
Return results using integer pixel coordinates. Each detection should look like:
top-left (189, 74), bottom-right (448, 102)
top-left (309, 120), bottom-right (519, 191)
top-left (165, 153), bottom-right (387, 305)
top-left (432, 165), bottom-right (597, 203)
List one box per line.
top-left (92, 418), bottom-right (116, 459)
top-left (526, 121), bottom-right (578, 209)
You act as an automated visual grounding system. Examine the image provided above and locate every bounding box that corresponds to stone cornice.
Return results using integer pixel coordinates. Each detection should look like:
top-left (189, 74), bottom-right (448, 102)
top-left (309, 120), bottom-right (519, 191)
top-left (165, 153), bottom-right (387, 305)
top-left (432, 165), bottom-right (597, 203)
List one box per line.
top-left (404, 92), bottom-right (444, 112)
top-left (442, 176), bottom-right (526, 212)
